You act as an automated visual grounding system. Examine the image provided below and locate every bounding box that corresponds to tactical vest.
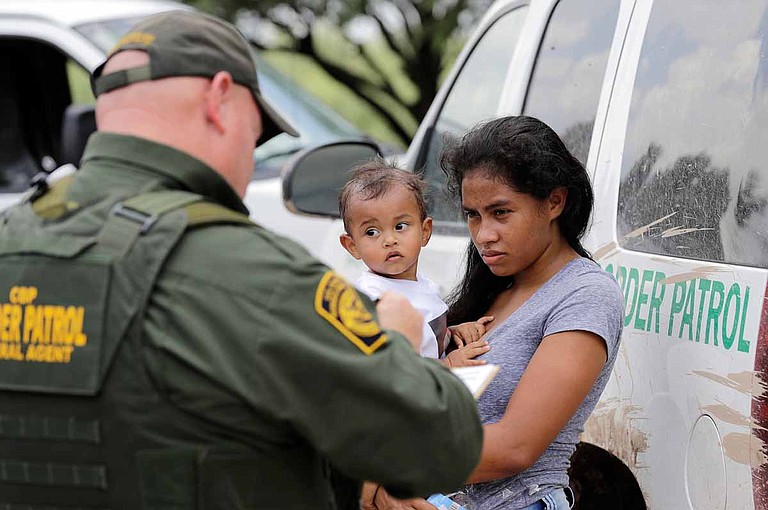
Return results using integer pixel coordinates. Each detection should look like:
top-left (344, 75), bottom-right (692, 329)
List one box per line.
top-left (0, 176), bottom-right (317, 510)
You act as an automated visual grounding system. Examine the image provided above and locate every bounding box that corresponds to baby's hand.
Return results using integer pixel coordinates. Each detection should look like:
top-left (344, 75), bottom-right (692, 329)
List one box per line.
top-left (443, 341), bottom-right (490, 368)
top-left (449, 316), bottom-right (494, 347)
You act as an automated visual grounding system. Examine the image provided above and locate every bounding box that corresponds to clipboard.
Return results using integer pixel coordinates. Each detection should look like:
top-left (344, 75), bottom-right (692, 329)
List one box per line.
top-left (450, 364), bottom-right (500, 399)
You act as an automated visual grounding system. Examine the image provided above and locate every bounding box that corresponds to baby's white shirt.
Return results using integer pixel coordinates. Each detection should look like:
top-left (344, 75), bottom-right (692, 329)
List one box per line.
top-left (355, 271), bottom-right (448, 359)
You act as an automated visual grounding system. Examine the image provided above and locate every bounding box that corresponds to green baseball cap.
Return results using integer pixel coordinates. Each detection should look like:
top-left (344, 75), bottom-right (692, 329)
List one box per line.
top-left (91, 10), bottom-right (299, 146)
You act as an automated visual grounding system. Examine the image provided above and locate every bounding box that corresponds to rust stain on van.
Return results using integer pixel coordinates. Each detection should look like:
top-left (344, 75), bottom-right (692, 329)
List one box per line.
top-left (581, 400), bottom-right (648, 470)
top-left (702, 403), bottom-right (753, 428)
top-left (659, 226), bottom-right (715, 238)
top-left (733, 370), bottom-right (768, 394)
top-left (659, 266), bottom-right (726, 284)
top-left (722, 432), bottom-right (767, 466)
top-left (622, 212), bottom-right (677, 240)
top-left (691, 370), bottom-right (756, 394)
top-left (593, 241), bottom-right (618, 261)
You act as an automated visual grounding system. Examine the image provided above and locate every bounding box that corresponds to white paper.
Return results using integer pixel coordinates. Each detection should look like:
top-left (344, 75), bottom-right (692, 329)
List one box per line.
top-left (450, 364), bottom-right (500, 399)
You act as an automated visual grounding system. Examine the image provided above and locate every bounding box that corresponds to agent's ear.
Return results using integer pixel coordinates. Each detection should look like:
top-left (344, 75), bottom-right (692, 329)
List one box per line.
top-left (547, 187), bottom-right (568, 219)
top-left (421, 217), bottom-right (433, 247)
top-left (340, 233), bottom-right (361, 260)
top-left (204, 71), bottom-right (235, 135)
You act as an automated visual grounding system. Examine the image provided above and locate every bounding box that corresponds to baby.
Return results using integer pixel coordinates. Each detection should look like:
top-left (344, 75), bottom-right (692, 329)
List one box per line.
top-left (338, 160), bottom-right (491, 367)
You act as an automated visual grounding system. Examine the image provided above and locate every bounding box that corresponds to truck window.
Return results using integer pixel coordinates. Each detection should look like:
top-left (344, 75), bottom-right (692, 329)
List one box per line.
top-left (0, 39), bottom-right (75, 193)
top-left (522, 0), bottom-right (621, 165)
top-left (66, 60), bottom-right (95, 105)
top-left (419, 6), bottom-right (527, 226)
top-left (74, 17), bottom-right (145, 54)
top-left (617, 0), bottom-right (768, 269)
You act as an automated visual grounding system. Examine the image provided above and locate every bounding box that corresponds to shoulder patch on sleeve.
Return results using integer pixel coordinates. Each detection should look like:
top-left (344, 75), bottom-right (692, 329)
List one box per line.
top-left (314, 271), bottom-right (387, 354)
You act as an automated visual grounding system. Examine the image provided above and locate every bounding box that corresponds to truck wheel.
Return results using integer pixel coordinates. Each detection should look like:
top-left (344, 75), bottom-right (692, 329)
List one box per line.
top-left (568, 442), bottom-right (646, 510)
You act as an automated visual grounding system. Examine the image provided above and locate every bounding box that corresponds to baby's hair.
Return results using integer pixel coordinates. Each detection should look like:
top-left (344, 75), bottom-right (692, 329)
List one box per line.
top-left (339, 158), bottom-right (428, 232)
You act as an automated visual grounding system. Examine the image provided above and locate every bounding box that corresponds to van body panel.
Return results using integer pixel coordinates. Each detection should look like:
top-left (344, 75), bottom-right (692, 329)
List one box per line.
top-left (586, 0), bottom-right (768, 508)
top-left (496, 0), bottom-right (559, 116)
top-left (408, 0), bottom-right (568, 163)
top-left (584, 0), bottom-right (637, 178)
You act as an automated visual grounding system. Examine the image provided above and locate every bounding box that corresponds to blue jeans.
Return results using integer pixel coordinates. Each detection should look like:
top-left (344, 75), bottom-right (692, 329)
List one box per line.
top-left (519, 487), bottom-right (573, 510)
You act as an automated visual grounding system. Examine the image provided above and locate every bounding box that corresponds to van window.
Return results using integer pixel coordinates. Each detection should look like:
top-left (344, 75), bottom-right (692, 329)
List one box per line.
top-left (419, 6), bottom-right (528, 226)
top-left (617, 0), bottom-right (768, 268)
top-left (522, 0), bottom-right (621, 165)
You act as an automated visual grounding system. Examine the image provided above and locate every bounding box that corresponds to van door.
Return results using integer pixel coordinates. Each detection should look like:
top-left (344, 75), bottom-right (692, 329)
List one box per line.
top-left (587, 0), bottom-right (768, 508)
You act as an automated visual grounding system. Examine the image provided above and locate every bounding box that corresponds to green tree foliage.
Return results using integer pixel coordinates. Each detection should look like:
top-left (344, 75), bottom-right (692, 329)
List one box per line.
top-left (185, 0), bottom-right (490, 146)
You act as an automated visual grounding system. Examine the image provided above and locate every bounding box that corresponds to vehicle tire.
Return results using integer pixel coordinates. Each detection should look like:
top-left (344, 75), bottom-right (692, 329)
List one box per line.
top-left (568, 442), bottom-right (646, 510)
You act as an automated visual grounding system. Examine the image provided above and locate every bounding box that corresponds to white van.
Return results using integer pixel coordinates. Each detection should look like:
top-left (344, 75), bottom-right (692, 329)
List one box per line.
top-left (278, 0), bottom-right (768, 508)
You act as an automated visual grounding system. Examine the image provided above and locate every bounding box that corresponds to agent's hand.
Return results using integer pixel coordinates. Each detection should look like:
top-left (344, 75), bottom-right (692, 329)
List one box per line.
top-left (443, 341), bottom-right (490, 368)
top-left (449, 316), bottom-right (494, 347)
top-left (365, 485), bottom-right (435, 510)
top-left (376, 292), bottom-right (423, 352)
top-left (360, 481), bottom-right (381, 510)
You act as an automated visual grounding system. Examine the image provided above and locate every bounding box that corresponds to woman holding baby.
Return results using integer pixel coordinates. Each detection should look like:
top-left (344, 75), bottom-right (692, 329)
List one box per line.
top-left (363, 115), bottom-right (623, 510)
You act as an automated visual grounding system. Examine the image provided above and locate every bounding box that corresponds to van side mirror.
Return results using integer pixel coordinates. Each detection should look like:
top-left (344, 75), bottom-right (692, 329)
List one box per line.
top-left (59, 104), bottom-right (96, 167)
top-left (282, 141), bottom-right (381, 218)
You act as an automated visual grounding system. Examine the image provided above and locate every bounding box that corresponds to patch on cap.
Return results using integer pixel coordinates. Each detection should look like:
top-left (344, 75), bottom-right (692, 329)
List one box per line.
top-left (111, 32), bottom-right (156, 53)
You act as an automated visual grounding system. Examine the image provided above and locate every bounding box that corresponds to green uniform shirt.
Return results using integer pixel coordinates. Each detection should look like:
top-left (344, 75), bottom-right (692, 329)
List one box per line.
top-left (72, 133), bottom-right (482, 502)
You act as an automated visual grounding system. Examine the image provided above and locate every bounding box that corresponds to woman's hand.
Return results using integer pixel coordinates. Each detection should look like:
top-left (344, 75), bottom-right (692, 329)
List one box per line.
top-left (449, 316), bottom-right (494, 347)
top-left (443, 341), bottom-right (490, 367)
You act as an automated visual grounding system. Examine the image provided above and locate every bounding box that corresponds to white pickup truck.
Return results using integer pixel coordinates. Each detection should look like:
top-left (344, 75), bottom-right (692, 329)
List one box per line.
top-left (0, 0), bottom-right (364, 211)
top-left (270, 1), bottom-right (768, 509)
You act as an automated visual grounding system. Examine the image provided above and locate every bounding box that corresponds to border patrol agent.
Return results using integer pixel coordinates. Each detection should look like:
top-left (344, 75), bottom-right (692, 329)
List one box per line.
top-left (0, 11), bottom-right (482, 510)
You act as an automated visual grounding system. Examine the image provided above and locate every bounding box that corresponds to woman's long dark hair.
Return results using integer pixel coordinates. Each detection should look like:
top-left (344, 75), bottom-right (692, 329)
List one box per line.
top-left (441, 116), bottom-right (594, 325)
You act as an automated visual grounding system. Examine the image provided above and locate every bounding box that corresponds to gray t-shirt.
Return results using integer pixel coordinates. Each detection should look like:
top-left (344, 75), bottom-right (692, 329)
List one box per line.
top-left (461, 258), bottom-right (623, 509)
